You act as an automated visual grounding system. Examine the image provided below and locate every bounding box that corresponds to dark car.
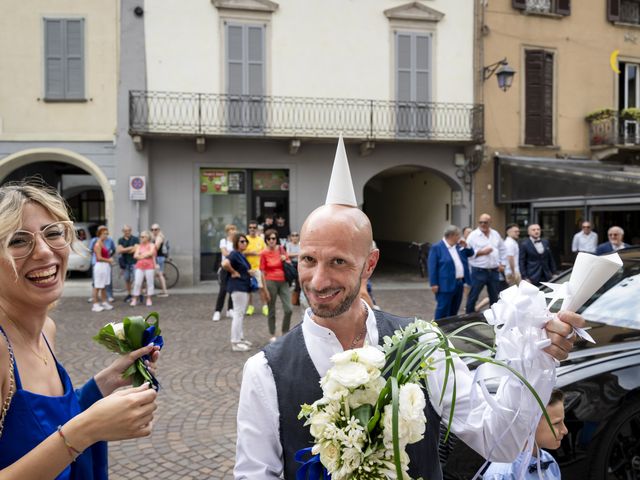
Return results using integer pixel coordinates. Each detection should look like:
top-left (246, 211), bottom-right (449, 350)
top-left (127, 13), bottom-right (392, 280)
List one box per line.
top-left (439, 247), bottom-right (640, 480)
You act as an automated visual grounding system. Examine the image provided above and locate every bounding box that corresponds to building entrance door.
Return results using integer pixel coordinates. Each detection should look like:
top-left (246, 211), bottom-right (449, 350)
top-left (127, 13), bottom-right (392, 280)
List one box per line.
top-left (535, 208), bottom-right (583, 270)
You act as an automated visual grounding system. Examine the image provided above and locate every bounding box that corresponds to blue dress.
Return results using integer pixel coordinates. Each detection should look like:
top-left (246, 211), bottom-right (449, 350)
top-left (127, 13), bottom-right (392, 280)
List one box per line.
top-left (0, 325), bottom-right (107, 479)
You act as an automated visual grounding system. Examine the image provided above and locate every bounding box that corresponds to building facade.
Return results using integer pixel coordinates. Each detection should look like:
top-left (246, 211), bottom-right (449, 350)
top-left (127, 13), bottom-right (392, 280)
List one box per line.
top-left (124, 0), bottom-right (482, 283)
top-left (478, 0), bottom-right (640, 268)
top-left (0, 0), bottom-right (119, 229)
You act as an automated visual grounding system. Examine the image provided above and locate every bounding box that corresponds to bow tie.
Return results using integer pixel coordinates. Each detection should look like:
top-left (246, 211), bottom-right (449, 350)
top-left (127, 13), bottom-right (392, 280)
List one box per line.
top-left (534, 240), bottom-right (541, 243)
top-left (528, 460), bottom-right (554, 473)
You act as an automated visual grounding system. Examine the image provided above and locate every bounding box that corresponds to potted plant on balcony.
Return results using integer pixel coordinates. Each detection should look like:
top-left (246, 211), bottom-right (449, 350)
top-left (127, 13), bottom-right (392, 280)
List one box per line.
top-left (585, 108), bottom-right (616, 123)
top-left (620, 108), bottom-right (640, 122)
top-left (585, 109), bottom-right (616, 145)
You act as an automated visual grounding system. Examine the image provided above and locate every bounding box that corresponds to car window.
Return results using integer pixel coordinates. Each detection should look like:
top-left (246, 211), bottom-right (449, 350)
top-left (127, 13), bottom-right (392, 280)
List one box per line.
top-left (544, 254), bottom-right (640, 329)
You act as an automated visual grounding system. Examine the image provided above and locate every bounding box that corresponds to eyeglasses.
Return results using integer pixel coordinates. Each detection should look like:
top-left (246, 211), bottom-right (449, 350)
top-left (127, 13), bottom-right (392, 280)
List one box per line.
top-left (267, 236), bottom-right (277, 241)
top-left (248, 226), bottom-right (257, 230)
top-left (238, 239), bottom-right (248, 244)
top-left (151, 228), bottom-right (159, 231)
top-left (7, 221), bottom-right (74, 259)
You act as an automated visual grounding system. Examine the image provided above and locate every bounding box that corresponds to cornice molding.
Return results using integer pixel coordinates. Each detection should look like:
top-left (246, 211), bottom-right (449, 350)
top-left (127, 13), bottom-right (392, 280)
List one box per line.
top-left (384, 2), bottom-right (444, 22)
top-left (212, 0), bottom-right (279, 13)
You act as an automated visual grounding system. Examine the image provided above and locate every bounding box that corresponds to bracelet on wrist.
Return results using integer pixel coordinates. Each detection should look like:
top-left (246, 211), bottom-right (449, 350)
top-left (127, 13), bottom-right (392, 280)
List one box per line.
top-left (57, 425), bottom-right (83, 461)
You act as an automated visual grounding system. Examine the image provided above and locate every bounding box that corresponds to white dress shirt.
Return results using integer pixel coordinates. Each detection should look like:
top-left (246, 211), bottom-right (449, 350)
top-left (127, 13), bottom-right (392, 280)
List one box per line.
top-left (571, 231), bottom-right (598, 253)
top-left (503, 237), bottom-right (520, 276)
top-left (467, 228), bottom-right (506, 269)
top-left (443, 237), bottom-right (465, 279)
top-left (234, 302), bottom-right (554, 479)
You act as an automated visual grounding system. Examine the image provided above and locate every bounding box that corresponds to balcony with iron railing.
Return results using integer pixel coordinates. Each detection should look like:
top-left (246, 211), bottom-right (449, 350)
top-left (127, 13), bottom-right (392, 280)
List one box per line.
top-left (129, 91), bottom-right (484, 143)
top-left (587, 111), bottom-right (640, 148)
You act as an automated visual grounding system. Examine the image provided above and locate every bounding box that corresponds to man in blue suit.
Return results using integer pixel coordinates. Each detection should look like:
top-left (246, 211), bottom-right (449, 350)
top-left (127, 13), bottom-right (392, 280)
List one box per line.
top-left (519, 224), bottom-right (556, 286)
top-left (596, 226), bottom-right (629, 255)
top-left (428, 225), bottom-right (474, 319)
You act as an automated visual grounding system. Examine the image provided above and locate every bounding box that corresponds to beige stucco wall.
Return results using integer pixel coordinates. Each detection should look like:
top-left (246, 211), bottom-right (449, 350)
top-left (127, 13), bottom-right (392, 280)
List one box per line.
top-left (476, 0), bottom-right (638, 224)
top-left (0, 1), bottom-right (118, 141)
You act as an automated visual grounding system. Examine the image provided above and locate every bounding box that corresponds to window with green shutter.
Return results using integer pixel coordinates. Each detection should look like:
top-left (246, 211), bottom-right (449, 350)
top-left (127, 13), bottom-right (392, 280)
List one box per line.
top-left (44, 18), bottom-right (85, 101)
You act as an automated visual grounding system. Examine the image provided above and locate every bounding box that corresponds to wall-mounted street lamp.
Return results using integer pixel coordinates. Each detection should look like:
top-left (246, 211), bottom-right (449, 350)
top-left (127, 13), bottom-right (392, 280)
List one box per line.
top-left (483, 58), bottom-right (516, 92)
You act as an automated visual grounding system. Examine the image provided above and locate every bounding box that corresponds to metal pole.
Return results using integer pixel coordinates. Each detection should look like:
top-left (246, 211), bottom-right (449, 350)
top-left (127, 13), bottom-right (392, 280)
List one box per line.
top-left (136, 200), bottom-right (141, 235)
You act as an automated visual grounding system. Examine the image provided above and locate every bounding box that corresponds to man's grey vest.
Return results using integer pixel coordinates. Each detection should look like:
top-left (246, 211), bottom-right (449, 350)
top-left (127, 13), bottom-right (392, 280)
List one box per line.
top-left (263, 309), bottom-right (443, 480)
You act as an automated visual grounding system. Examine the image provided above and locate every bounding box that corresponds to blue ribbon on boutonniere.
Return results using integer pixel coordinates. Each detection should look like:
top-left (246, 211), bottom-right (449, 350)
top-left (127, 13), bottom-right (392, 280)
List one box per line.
top-left (295, 447), bottom-right (330, 480)
top-left (141, 325), bottom-right (164, 390)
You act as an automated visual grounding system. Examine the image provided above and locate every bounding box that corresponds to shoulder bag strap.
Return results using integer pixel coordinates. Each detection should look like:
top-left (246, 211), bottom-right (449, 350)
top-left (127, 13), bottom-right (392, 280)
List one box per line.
top-left (0, 326), bottom-right (16, 440)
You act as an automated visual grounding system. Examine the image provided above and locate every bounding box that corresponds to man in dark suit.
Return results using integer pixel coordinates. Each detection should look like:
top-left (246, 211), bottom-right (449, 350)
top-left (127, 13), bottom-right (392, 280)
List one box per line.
top-left (428, 225), bottom-right (474, 319)
top-left (519, 224), bottom-right (556, 286)
top-left (596, 226), bottom-right (630, 255)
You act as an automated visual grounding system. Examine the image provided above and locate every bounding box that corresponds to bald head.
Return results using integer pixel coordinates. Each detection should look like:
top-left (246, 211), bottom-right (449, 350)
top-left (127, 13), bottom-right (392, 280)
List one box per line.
top-left (301, 205), bottom-right (373, 258)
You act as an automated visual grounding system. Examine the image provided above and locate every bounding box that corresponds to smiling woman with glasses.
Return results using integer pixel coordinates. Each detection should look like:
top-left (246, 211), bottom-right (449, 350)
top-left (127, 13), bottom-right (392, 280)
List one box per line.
top-left (0, 181), bottom-right (160, 479)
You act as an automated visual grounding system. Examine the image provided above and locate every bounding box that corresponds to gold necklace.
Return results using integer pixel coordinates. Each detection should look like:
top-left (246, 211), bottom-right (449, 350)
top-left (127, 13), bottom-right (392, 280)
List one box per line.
top-left (350, 306), bottom-right (368, 349)
top-left (0, 305), bottom-right (48, 366)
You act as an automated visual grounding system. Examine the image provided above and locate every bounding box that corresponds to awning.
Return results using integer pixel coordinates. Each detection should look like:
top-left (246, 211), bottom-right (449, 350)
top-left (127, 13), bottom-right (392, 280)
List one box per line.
top-left (495, 155), bottom-right (640, 204)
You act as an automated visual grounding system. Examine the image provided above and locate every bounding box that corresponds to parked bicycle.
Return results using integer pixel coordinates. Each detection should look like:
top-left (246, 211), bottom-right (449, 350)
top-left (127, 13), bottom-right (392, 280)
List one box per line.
top-left (409, 241), bottom-right (430, 278)
top-left (155, 257), bottom-right (179, 289)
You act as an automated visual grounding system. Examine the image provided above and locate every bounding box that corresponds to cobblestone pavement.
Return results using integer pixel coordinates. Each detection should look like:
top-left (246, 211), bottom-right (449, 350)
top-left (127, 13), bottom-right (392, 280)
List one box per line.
top-left (54, 275), bottom-right (441, 479)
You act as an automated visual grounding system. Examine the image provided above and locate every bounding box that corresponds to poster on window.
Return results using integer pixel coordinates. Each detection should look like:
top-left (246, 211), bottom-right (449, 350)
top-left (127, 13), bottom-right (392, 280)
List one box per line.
top-left (200, 169), bottom-right (245, 194)
top-left (253, 170), bottom-right (289, 191)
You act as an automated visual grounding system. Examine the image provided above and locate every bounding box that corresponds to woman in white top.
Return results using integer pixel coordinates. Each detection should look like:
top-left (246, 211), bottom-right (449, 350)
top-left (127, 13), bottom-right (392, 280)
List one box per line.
top-left (212, 224), bottom-right (236, 322)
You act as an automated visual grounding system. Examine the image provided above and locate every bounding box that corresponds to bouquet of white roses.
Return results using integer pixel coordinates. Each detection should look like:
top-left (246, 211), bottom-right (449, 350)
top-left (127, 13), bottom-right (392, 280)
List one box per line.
top-left (93, 312), bottom-right (163, 389)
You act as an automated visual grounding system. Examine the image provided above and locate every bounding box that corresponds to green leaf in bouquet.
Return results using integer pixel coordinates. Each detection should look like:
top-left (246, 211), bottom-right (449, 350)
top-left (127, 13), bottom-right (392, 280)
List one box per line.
top-left (145, 311), bottom-right (161, 335)
top-left (93, 323), bottom-right (129, 353)
top-left (390, 376), bottom-right (403, 480)
top-left (352, 403), bottom-right (374, 429)
top-left (124, 315), bottom-right (148, 350)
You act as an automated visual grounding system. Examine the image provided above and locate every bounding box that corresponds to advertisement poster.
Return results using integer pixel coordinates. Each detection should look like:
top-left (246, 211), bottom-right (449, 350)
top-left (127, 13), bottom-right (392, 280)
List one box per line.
top-left (200, 169), bottom-right (245, 194)
top-left (253, 170), bottom-right (289, 191)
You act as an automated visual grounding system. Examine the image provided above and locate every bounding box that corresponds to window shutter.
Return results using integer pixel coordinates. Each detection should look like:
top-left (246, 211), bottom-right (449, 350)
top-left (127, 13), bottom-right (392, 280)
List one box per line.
top-left (556, 0), bottom-right (571, 15)
top-left (525, 50), bottom-right (554, 146)
top-left (247, 25), bottom-right (264, 96)
top-left (512, 0), bottom-right (526, 10)
top-left (415, 34), bottom-right (431, 102)
top-left (396, 32), bottom-right (412, 102)
top-left (45, 19), bottom-right (64, 99)
top-left (608, 0), bottom-right (620, 21)
top-left (65, 19), bottom-right (84, 99)
top-left (226, 24), bottom-right (244, 95)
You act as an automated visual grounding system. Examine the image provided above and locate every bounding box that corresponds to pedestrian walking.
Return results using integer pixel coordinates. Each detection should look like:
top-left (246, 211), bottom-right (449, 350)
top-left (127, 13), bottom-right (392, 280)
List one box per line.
top-left (503, 223), bottom-right (521, 287)
top-left (222, 233), bottom-right (253, 352)
top-left (89, 229), bottom-right (116, 304)
top-left (130, 231), bottom-right (156, 307)
top-left (519, 224), bottom-right (556, 286)
top-left (116, 225), bottom-right (138, 303)
top-left (465, 214), bottom-right (506, 313)
top-left (212, 224), bottom-right (237, 322)
top-left (571, 221), bottom-right (598, 254)
top-left (596, 226), bottom-right (629, 254)
top-left (428, 225), bottom-right (473, 319)
top-left (150, 224), bottom-right (169, 297)
top-left (260, 229), bottom-right (293, 343)
top-left (91, 226), bottom-right (114, 312)
top-left (0, 182), bottom-right (159, 479)
top-left (244, 220), bottom-right (268, 317)
top-left (286, 231), bottom-right (301, 306)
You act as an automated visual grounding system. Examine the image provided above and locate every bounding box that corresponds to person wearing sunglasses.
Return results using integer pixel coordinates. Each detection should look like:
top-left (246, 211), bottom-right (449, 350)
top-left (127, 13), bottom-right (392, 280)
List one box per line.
top-left (260, 229), bottom-right (293, 343)
top-left (0, 181), bottom-right (159, 479)
top-left (244, 221), bottom-right (269, 317)
top-left (222, 233), bottom-right (253, 352)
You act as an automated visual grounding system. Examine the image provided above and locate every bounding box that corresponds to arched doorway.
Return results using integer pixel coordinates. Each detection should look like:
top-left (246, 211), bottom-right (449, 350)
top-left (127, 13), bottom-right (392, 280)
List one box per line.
top-left (0, 148), bottom-right (114, 227)
top-left (363, 165), bottom-right (463, 271)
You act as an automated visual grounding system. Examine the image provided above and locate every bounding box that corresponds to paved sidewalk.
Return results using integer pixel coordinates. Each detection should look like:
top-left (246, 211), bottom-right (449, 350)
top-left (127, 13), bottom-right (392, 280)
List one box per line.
top-left (56, 276), bottom-right (439, 479)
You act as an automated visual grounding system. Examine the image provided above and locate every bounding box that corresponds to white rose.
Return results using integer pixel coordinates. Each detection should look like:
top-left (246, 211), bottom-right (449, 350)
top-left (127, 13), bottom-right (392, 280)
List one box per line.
top-left (356, 346), bottom-right (386, 369)
top-left (348, 385), bottom-right (380, 410)
top-left (382, 404), bottom-right (410, 449)
top-left (309, 411), bottom-right (332, 438)
top-left (315, 441), bottom-right (340, 473)
top-left (399, 383), bottom-right (426, 420)
top-left (111, 322), bottom-right (126, 341)
top-left (341, 447), bottom-right (362, 473)
top-left (321, 378), bottom-right (349, 400)
top-left (328, 362), bottom-right (371, 389)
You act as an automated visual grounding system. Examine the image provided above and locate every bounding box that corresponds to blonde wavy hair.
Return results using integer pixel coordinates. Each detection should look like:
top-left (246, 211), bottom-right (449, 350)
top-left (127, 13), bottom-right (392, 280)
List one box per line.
top-left (0, 181), bottom-right (77, 270)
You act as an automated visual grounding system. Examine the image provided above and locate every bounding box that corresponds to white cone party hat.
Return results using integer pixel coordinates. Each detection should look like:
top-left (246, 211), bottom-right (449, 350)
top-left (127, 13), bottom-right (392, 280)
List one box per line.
top-left (325, 134), bottom-right (357, 207)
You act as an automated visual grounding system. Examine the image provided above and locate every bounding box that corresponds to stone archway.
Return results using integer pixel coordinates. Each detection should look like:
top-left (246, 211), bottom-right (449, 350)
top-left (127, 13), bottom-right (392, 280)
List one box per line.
top-left (363, 164), bottom-right (465, 268)
top-left (0, 148), bottom-right (114, 227)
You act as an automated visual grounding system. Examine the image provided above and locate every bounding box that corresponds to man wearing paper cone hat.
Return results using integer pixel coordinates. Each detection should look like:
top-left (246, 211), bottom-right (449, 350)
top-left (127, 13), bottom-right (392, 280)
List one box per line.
top-left (234, 135), bottom-right (588, 479)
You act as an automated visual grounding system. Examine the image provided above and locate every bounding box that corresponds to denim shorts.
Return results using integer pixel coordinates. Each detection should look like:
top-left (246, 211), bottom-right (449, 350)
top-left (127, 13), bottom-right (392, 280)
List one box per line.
top-left (122, 264), bottom-right (135, 282)
top-left (156, 256), bottom-right (166, 273)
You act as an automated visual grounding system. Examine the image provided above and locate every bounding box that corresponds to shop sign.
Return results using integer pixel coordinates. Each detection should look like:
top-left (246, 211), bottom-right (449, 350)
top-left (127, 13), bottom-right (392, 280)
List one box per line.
top-left (200, 169), bottom-right (245, 194)
top-left (253, 170), bottom-right (289, 191)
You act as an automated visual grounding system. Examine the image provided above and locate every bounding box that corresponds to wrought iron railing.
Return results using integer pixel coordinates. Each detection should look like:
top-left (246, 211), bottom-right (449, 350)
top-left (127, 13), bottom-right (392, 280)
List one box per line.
top-left (525, 0), bottom-right (551, 13)
top-left (129, 91), bottom-right (484, 143)
top-left (587, 113), bottom-right (640, 147)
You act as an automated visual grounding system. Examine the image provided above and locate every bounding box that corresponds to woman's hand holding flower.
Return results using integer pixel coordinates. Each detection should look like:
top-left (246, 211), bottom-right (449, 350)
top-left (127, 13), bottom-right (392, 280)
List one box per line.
top-left (95, 344), bottom-right (161, 396)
